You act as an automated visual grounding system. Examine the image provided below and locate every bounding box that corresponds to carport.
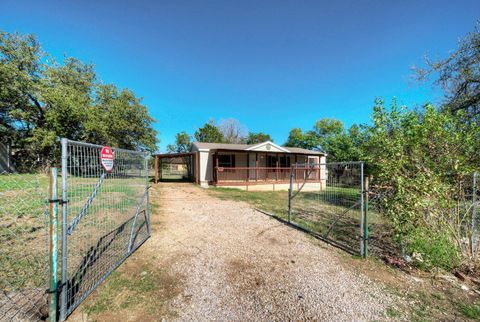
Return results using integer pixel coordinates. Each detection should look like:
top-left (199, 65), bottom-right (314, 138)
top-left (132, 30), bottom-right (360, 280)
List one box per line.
top-left (153, 152), bottom-right (198, 183)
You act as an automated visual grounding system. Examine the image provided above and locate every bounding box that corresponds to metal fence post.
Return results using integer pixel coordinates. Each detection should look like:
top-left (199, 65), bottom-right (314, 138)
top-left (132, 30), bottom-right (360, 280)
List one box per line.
top-left (473, 172), bottom-right (478, 256)
top-left (145, 152), bottom-right (151, 236)
top-left (288, 165), bottom-right (294, 223)
top-left (60, 138), bottom-right (68, 321)
top-left (48, 168), bottom-right (59, 322)
top-left (364, 175), bottom-right (369, 258)
top-left (360, 162), bottom-right (365, 257)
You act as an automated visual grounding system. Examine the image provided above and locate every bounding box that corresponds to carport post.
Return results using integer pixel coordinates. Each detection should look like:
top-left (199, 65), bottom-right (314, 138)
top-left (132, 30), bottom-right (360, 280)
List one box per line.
top-left (154, 155), bottom-right (159, 184)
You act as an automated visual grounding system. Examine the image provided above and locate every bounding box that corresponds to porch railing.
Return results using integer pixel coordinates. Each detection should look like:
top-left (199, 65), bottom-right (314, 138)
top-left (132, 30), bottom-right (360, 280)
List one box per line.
top-left (214, 166), bottom-right (322, 184)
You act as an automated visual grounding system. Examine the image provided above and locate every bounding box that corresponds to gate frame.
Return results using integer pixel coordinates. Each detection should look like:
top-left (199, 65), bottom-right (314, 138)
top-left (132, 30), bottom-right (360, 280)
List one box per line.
top-left (58, 138), bottom-right (150, 321)
top-left (287, 161), bottom-right (368, 257)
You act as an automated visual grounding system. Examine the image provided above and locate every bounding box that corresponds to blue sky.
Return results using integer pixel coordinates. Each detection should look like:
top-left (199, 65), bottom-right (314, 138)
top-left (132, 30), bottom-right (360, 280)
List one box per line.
top-left (1, 1), bottom-right (478, 151)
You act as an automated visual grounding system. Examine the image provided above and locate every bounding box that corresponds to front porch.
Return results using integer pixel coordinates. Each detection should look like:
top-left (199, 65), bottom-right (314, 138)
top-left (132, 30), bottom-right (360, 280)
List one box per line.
top-left (211, 150), bottom-right (326, 191)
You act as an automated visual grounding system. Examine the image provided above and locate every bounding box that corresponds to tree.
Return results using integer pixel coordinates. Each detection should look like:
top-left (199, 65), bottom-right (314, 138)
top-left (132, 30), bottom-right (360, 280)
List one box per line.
top-left (194, 120), bottom-right (224, 143)
top-left (218, 118), bottom-right (247, 144)
top-left (415, 23), bottom-right (480, 117)
top-left (363, 98), bottom-right (479, 268)
top-left (284, 118), bottom-right (364, 161)
top-left (167, 131), bottom-right (191, 153)
top-left (284, 128), bottom-right (319, 150)
top-left (245, 132), bottom-right (272, 144)
top-left (0, 30), bottom-right (158, 170)
top-left (87, 84), bottom-right (157, 151)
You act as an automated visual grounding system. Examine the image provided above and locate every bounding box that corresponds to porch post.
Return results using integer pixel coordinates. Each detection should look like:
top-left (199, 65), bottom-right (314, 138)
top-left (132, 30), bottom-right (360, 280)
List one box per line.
top-left (154, 155), bottom-right (159, 184)
top-left (275, 159), bottom-right (279, 181)
top-left (213, 152), bottom-right (218, 184)
top-left (255, 153), bottom-right (259, 182)
top-left (159, 157), bottom-right (163, 181)
top-left (195, 152), bottom-right (200, 184)
top-left (246, 153), bottom-right (249, 184)
top-left (294, 155), bottom-right (297, 182)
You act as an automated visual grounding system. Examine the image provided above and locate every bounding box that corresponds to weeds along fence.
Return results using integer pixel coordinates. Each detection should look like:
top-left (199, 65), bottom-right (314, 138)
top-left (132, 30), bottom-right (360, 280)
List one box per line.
top-left (287, 162), bottom-right (369, 256)
top-left (368, 172), bottom-right (480, 261)
top-left (0, 139), bottom-right (151, 321)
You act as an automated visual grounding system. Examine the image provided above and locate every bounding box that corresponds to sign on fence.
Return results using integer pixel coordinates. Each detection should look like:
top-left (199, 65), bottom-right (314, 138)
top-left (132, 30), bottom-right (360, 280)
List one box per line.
top-left (100, 146), bottom-right (115, 172)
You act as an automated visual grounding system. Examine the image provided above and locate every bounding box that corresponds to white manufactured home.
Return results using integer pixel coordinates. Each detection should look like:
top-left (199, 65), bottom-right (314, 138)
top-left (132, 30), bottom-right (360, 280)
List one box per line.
top-left (189, 141), bottom-right (327, 191)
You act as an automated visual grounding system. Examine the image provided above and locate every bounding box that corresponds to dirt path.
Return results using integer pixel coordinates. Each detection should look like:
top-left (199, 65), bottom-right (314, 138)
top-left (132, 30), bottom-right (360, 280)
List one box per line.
top-left (73, 183), bottom-right (396, 321)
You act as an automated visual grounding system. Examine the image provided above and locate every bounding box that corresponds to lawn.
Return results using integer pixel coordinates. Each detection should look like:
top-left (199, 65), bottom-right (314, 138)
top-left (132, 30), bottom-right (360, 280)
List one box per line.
top-left (0, 172), bottom-right (148, 292)
top-left (0, 173), bottom-right (49, 291)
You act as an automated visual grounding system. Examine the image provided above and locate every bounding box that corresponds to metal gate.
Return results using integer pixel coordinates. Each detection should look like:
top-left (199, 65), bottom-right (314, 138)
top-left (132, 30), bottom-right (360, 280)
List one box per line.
top-left (57, 139), bottom-right (150, 320)
top-left (287, 162), bottom-right (368, 256)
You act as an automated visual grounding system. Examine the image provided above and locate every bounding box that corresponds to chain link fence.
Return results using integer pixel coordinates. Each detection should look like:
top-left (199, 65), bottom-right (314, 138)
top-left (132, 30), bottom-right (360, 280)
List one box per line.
top-left (287, 162), bottom-right (368, 256)
top-left (0, 171), bottom-right (49, 321)
top-left (59, 139), bottom-right (150, 320)
top-left (1, 139), bottom-right (151, 321)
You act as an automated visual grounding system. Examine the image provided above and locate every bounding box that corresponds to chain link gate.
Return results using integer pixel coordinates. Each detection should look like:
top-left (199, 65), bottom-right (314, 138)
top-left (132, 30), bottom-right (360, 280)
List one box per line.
top-left (55, 139), bottom-right (150, 320)
top-left (287, 162), bottom-right (367, 256)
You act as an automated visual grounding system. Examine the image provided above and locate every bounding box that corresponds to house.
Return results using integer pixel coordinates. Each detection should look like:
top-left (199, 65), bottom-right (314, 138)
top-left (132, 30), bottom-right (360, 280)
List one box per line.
top-left (190, 141), bottom-right (327, 191)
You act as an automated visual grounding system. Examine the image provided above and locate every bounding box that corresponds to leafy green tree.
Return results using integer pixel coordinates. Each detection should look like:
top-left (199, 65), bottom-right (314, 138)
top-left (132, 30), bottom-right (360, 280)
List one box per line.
top-left (167, 131), bottom-right (192, 153)
top-left (284, 128), bottom-right (319, 150)
top-left (284, 128), bottom-right (305, 147)
top-left (284, 118), bottom-right (365, 161)
top-left (363, 98), bottom-right (479, 268)
top-left (194, 120), bottom-right (224, 143)
top-left (85, 84), bottom-right (157, 151)
top-left (415, 23), bottom-right (480, 117)
top-left (0, 31), bottom-right (44, 147)
top-left (0, 30), bottom-right (158, 171)
top-left (245, 132), bottom-right (273, 144)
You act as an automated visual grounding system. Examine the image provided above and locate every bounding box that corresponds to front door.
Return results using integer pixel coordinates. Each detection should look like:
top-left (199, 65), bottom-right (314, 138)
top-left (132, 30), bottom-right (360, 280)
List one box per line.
top-left (248, 153), bottom-right (256, 179)
top-left (308, 156), bottom-right (319, 180)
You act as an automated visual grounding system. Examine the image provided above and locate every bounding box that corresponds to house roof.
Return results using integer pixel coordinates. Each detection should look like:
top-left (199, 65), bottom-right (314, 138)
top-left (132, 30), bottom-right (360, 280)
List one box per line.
top-left (191, 141), bottom-right (326, 155)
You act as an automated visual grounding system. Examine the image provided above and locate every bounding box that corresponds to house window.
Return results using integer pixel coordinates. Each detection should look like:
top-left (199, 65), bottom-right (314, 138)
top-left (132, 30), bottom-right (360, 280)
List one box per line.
top-left (266, 155), bottom-right (277, 167)
top-left (218, 154), bottom-right (235, 167)
top-left (279, 155), bottom-right (291, 167)
top-left (308, 156), bottom-right (319, 167)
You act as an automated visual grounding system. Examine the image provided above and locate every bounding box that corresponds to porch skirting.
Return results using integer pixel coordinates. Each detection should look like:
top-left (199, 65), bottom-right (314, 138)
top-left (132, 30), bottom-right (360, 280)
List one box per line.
top-left (210, 181), bottom-right (325, 192)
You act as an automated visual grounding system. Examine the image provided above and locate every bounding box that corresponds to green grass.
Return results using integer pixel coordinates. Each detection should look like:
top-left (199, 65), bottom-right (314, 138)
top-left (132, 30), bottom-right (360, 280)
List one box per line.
top-left (83, 263), bottom-right (180, 318)
top-left (0, 173), bottom-right (49, 290)
top-left (1, 173), bottom-right (148, 291)
top-left (459, 303), bottom-right (480, 320)
top-left (386, 306), bottom-right (402, 318)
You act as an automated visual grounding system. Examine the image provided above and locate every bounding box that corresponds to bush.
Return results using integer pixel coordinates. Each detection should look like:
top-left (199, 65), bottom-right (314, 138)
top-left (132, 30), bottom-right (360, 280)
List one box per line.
top-left (364, 99), bottom-right (479, 269)
top-left (407, 227), bottom-right (460, 271)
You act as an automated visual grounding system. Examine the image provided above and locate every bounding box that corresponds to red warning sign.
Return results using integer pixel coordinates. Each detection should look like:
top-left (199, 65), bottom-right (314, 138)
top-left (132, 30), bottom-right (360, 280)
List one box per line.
top-left (100, 146), bottom-right (114, 172)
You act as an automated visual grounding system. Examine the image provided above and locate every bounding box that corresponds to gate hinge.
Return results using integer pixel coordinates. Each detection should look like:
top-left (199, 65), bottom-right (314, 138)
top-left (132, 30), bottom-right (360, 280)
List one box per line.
top-left (45, 281), bottom-right (66, 294)
top-left (48, 199), bottom-right (68, 205)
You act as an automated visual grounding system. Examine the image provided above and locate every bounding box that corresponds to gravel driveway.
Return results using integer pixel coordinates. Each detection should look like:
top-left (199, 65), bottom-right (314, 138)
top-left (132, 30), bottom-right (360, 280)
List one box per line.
top-left (146, 183), bottom-right (394, 321)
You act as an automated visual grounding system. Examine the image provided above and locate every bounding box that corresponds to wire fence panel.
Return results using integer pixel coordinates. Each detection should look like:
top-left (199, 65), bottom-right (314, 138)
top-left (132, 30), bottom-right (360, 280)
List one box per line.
top-left (0, 172), bottom-right (49, 321)
top-left (288, 162), bottom-right (367, 255)
top-left (60, 139), bottom-right (150, 320)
